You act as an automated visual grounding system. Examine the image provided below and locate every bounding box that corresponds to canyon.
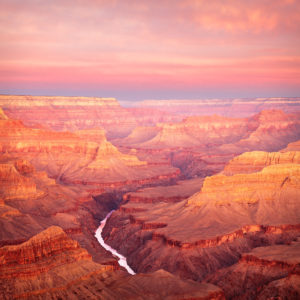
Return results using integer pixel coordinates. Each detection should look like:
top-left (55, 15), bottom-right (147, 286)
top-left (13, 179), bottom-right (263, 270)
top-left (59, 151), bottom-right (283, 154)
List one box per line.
top-left (0, 95), bottom-right (299, 299)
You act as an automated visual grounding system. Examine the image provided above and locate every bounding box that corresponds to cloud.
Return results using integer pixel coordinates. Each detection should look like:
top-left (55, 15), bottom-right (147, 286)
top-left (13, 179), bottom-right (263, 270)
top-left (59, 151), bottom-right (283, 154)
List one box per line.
top-left (0, 0), bottom-right (299, 98)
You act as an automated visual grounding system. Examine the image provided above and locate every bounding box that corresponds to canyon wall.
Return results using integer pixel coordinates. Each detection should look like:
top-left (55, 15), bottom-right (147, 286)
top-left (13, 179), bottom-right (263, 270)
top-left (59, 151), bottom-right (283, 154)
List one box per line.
top-left (138, 97), bottom-right (300, 117)
top-left (102, 146), bottom-right (300, 283)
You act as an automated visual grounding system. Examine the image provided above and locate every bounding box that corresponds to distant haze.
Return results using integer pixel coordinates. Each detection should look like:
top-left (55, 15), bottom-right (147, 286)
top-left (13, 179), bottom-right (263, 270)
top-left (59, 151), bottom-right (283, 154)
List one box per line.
top-left (0, 0), bottom-right (300, 100)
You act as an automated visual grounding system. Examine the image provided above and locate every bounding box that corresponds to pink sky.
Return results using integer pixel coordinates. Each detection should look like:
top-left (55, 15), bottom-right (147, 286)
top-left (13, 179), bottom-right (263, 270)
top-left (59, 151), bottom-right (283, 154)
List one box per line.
top-left (0, 0), bottom-right (300, 100)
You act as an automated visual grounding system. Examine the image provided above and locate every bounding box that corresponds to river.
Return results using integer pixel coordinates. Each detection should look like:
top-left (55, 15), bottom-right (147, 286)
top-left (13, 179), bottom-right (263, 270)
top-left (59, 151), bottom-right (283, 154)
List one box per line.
top-left (95, 210), bottom-right (136, 275)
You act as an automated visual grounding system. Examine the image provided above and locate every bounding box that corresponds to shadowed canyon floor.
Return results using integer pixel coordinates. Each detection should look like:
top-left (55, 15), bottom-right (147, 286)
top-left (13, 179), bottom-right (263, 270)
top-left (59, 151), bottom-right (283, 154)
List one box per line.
top-left (0, 96), bottom-right (299, 299)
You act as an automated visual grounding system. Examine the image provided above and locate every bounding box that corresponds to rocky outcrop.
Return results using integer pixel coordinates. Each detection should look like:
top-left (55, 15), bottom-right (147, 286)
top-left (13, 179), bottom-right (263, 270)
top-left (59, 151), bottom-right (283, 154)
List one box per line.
top-left (135, 114), bottom-right (255, 149)
top-left (223, 150), bottom-right (300, 175)
top-left (0, 95), bottom-right (182, 139)
top-left (103, 202), bottom-right (300, 281)
top-left (0, 95), bottom-right (120, 107)
top-left (220, 109), bottom-right (300, 153)
top-left (0, 226), bottom-right (117, 299)
top-left (189, 163), bottom-right (300, 210)
top-left (0, 163), bottom-right (38, 201)
top-left (114, 109), bottom-right (300, 178)
top-left (102, 152), bottom-right (300, 282)
top-left (113, 125), bottom-right (160, 146)
top-left (0, 115), bottom-right (179, 187)
top-left (0, 156), bottom-right (118, 266)
top-left (206, 239), bottom-right (300, 299)
top-left (0, 226), bottom-right (224, 299)
top-left (0, 226), bottom-right (92, 277)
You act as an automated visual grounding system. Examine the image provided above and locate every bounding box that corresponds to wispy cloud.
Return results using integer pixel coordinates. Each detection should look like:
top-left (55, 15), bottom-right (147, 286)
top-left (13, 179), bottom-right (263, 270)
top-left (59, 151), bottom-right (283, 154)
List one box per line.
top-left (0, 0), bottom-right (299, 99)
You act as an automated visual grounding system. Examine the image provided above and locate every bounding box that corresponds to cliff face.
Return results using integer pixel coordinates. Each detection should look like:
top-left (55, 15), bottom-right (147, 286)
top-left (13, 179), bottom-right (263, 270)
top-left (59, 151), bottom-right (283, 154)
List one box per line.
top-left (221, 109), bottom-right (300, 153)
top-left (113, 109), bottom-right (300, 178)
top-left (206, 239), bottom-right (300, 299)
top-left (0, 226), bottom-right (92, 276)
top-left (102, 149), bottom-right (300, 282)
top-left (0, 226), bottom-right (224, 299)
top-left (0, 163), bottom-right (38, 201)
top-left (135, 114), bottom-right (254, 149)
top-left (123, 177), bottom-right (204, 204)
top-left (0, 155), bottom-right (119, 267)
top-left (138, 97), bottom-right (300, 117)
top-left (0, 95), bottom-right (182, 139)
top-left (0, 226), bottom-right (115, 299)
top-left (223, 150), bottom-right (300, 175)
top-left (0, 115), bottom-right (179, 187)
top-left (189, 163), bottom-right (300, 210)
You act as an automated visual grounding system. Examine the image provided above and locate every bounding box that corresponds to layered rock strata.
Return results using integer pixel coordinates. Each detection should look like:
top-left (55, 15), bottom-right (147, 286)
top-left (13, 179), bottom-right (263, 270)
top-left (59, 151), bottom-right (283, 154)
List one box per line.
top-left (0, 95), bottom-right (182, 139)
top-left (114, 109), bottom-right (300, 178)
top-left (138, 97), bottom-right (300, 117)
top-left (206, 239), bottom-right (300, 299)
top-left (102, 152), bottom-right (300, 282)
top-left (0, 114), bottom-right (179, 187)
top-left (0, 226), bottom-right (224, 299)
top-left (223, 150), bottom-right (300, 175)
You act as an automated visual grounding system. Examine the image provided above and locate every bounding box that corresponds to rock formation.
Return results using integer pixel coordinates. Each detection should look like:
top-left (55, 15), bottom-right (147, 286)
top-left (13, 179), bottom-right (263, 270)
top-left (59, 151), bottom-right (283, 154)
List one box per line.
top-left (0, 95), bottom-right (181, 139)
top-left (0, 226), bottom-right (224, 299)
top-left (123, 177), bottom-right (204, 204)
top-left (1, 95), bottom-right (300, 298)
top-left (138, 97), bottom-right (300, 117)
top-left (102, 149), bottom-right (300, 282)
top-left (223, 150), bottom-right (300, 175)
top-left (206, 238), bottom-right (300, 299)
top-left (112, 109), bottom-right (300, 178)
top-left (0, 114), bottom-right (179, 187)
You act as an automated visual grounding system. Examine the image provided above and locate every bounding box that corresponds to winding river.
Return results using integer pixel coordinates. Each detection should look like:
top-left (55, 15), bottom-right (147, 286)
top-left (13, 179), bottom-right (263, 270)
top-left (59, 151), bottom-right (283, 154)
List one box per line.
top-left (95, 211), bottom-right (135, 275)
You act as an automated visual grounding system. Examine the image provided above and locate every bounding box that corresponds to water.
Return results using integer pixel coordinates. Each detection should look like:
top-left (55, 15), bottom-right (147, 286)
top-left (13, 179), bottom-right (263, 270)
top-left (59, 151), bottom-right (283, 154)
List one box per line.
top-left (95, 210), bottom-right (136, 275)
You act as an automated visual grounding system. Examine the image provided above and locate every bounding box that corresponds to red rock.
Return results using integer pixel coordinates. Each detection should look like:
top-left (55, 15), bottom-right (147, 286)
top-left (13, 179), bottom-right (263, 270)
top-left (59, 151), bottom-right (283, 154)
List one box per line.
top-left (206, 239), bottom-right (300, 299)
top-left (137, 98), bottom-right (300, 117)
top-left (0, 95), bottom-right (181, 139)
top-left (0, 226), bottom-right (224, 299)
top-left (281, 140), bottom-right (300, 152)
top-left (223, 150), bottom-right (300, 175)
top-left (123, 177), bottom-right (204, 204)
top-left (0, 163), bottom-right (38, 201)
top-left (0, 108), bottom-right (7, 120)
top-left (0, 116), bottom-right (179, 187)
top-left (102, 149), bottom-right (300, 282)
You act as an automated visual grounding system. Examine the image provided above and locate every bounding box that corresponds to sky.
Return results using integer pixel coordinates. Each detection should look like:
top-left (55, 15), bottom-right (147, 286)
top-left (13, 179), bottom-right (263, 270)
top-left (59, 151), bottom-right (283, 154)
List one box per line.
top-left (0, 0), bottom-right (300, 101)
